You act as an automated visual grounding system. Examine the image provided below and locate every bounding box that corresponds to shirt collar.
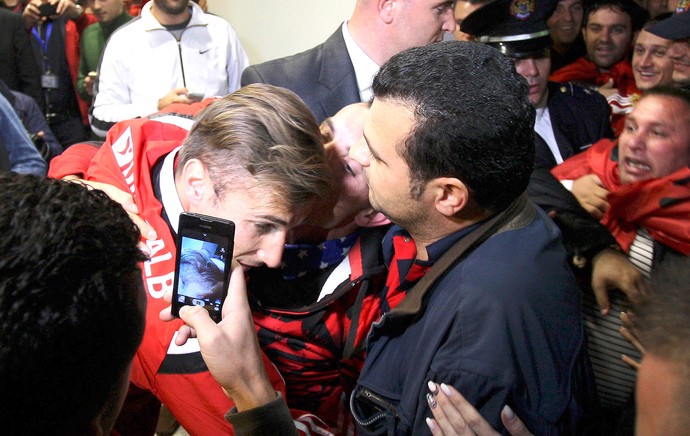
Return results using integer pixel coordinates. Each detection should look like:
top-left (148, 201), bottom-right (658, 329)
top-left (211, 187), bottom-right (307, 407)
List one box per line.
top-left (384, 223), bottom-right (481, 267)
top-left (159, 146), bottom-right (185, 234)
top-left (341, 21), bottom-right (380, 103)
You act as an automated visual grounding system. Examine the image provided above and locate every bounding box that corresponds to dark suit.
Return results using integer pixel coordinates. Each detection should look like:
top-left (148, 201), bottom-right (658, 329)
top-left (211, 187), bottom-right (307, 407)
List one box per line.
top-left (0, 8), bottom-right (43, 112)
top-left (529, 82), bottom-right (616, 263)
top-left (241, 27), bottom-right (360, 124)
top-left (535, 81), bottom-right (614, 169)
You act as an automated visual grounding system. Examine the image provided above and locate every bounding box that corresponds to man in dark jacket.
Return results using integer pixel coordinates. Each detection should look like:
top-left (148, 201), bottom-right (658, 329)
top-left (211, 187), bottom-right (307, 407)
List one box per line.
top-left (0, 8), bottom-right (43, 110)
top-left (241, 0), bottom-right (456, 124)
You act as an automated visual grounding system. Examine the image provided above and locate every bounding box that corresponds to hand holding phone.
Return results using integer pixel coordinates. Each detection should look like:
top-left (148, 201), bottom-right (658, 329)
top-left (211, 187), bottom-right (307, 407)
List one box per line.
top-left (172, 213), bottom-right (235, 323)
top-left (38, 2), bottom-right (58, 17)
top-left (187, 92), bottom-right (204, 103)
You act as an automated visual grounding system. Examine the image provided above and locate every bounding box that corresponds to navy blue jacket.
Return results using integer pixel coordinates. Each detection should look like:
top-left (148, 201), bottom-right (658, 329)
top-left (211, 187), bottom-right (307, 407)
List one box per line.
top-left (353, 205), bottom-right (593, 435)
top-left (535, 81), bottom-right (613, 169)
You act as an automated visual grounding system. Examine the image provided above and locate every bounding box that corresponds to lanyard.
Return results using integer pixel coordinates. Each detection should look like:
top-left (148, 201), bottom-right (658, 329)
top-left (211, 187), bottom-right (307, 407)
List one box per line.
top-left (31, 22), bottom-right (53, 70)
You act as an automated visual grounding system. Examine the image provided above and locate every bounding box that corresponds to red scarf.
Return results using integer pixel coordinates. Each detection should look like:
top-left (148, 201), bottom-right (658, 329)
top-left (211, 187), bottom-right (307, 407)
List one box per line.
top-left (382, 234), bottom-right (432, 312)
top-left (550, 57), bottom-right (638, 94)
top-left (550, 57), bottom-right (639, 136)
top-left (553, 139), bottom-right (690, 254)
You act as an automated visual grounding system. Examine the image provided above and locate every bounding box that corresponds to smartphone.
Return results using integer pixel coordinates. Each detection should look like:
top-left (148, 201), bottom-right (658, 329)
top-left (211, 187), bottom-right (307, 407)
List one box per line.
top-left (187, 92), bottom-right (204, 102)
top-left (171, 212), bottom-right (235, 323)
top-left (38, 2), bottom-right (58, 16)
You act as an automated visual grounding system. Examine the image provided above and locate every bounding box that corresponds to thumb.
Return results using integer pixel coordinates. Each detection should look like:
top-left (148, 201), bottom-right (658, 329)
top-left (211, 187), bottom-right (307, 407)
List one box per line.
top-left (221, 263), bottom-right (249, 319)
top-left (174, 87), bottom-right (189, 96)
top-left (178, 305), bottom-right (216, 337)
top-left (591, 174), bottom-right (604, 188)
top-left (601, 78), bottom-right (614, 89)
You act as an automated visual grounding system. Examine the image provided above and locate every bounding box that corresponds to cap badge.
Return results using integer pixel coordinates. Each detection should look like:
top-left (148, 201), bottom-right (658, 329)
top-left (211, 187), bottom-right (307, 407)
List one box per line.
top-left (676, 0), bottom-right (689, 13)
top-left (511, 0), bottom-right (536, 20)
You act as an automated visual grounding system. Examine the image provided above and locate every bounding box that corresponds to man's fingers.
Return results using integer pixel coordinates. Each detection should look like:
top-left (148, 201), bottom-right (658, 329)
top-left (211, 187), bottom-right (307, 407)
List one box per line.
top-left (620, 314), bottom-right (645, 355)
top-left (174, 325), bottom-right (197, 346)
top-left (591, 282), bottom-right (611, 315)
top-left (159, 305), bottom-right (174, 322)
top-left (621, 354), bottom-right (641, 371)
top-left (179, 305), bottom-right (215, 338)
top-left (600, 78), bottom-right (615, 89)
top-left (588, 196), bottom-right (609, 219)
top-left (621, 273), bottom-right (648, 305)
top-left (126, 212), bottom-right (158, 241)
top-left (221, 264), bottom-right (249, 319)
top-left (583, 204), bottom-right (604, 220)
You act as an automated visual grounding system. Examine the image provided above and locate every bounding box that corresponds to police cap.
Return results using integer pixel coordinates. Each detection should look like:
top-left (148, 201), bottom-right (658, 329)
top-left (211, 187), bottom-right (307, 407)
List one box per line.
top-left (646, 9), bottom-right (690, 41)
top-left (461, 0), bottom-right (558, 58)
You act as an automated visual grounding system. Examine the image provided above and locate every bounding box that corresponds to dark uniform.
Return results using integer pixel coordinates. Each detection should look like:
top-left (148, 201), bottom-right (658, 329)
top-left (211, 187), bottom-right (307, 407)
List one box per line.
top-left (461, 0), bottom-right (617, 266)
top-left (538, 81), bottom-right (614, 168)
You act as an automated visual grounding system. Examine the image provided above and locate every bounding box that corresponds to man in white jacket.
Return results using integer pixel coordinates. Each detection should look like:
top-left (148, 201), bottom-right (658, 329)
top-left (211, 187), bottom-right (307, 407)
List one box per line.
top-left (91, 0), bottom-right (248, 137)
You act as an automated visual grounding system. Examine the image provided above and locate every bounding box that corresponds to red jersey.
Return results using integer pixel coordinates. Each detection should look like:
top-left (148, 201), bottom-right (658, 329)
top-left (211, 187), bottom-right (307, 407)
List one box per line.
top-left (51, 111), bottom-right (288, 434)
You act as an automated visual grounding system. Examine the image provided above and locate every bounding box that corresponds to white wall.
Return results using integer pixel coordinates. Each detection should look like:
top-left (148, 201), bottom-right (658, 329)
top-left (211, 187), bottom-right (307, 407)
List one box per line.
top-left (207, 0), bottom-right (357, 65)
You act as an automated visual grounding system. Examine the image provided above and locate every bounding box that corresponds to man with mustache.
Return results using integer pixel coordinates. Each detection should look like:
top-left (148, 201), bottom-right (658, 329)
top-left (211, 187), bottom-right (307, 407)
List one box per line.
top-left (90, 0), bottom-right (248, 137)
top-left (552, 86), bottom-right (690, 426)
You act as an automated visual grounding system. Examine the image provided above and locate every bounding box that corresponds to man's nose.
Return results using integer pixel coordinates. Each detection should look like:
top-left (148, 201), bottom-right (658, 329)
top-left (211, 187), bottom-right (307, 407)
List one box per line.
top-left (441, 8), bottom-right (456, 33)
top-left (257, 232), bottom-right (286, 269)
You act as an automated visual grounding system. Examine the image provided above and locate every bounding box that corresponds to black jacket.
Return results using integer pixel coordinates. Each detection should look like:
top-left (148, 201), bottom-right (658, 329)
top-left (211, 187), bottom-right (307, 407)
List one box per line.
top-left (0, 9), bottom-right (43, 112)
top-left (241, 26), bottom-right (360, 124)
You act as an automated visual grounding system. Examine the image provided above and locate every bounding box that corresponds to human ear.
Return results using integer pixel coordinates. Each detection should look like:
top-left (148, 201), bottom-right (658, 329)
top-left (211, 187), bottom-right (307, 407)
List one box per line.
top-left (430, 177), bottom-right (469, 217)
top-left (181, 159), bottom-right (210, 209)
top-left (378, 0), bottom-right (396, 24)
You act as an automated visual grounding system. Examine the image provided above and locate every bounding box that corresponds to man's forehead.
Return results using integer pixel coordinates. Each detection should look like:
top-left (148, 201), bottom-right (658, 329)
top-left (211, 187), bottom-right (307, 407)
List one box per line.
top-left (633, 95), bottom-right (690, 125)
top-left (588, 5), bottom-right (631, 22)
top-left (557, 0), bottom-right (583, 6)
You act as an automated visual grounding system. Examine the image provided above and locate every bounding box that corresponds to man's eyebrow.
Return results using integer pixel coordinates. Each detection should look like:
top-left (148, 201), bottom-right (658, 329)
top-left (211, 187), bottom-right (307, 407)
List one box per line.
top-left (257, 215), bottom-right (289, 227)
top-left (362, 131), bottom-right (383, 162)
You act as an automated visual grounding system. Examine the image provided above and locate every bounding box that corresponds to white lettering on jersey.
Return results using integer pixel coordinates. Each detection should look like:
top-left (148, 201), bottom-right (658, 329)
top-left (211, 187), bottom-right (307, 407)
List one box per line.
top-left (111, 126), bottom-right (136, 193)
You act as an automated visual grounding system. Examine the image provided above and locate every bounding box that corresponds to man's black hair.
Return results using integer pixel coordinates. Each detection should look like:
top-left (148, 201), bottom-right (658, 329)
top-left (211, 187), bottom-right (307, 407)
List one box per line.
top-left (583, 0), bottom-right (649, 31)
top-left (372, 41), bottom-right (535, 212)
top-left (0, 173), bottom-right (146, 434)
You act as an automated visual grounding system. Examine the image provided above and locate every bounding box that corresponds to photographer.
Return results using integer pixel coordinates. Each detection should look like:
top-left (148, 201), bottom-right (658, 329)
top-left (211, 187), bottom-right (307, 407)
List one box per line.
top-left (21, 0), bottom-right (92, 147)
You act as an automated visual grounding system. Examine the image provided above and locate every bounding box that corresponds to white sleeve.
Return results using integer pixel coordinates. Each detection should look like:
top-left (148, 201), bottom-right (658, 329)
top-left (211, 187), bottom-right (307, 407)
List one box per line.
top-left (225, 24), bottom-right (249, 93)
top-left (92, 35), bottom-right (155, 136)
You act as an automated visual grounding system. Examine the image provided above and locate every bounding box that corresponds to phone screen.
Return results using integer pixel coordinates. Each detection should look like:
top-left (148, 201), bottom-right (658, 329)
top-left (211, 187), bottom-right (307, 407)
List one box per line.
top-left (172, 213), bottom-right (234, 322)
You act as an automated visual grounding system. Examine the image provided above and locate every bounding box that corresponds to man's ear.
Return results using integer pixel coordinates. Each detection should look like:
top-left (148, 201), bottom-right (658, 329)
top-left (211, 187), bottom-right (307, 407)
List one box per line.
top-left (429, 177), bottom-right (469, 217)
top-left (377, 0), bottom-right (396, 24)
top-left (354, 208), bottom-right (391, 228)
top-left (180, 158), bottom-right (210, 209)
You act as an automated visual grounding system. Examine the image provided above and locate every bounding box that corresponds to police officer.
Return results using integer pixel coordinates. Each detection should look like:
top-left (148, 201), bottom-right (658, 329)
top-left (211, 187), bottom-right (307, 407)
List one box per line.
top-left (462, 0), bottom-right (614, 168)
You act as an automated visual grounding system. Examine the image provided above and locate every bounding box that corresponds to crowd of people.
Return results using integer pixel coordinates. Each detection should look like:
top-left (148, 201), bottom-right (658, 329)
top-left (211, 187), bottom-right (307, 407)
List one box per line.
top-left (0, 0), bottom-right (689, 435)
